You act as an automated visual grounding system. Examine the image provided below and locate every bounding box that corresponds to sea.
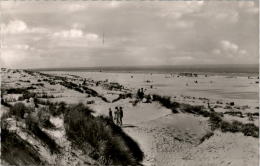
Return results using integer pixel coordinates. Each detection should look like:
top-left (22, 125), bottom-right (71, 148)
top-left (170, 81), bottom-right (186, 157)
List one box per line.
top-left (33, 64), bottom-right (259, 76)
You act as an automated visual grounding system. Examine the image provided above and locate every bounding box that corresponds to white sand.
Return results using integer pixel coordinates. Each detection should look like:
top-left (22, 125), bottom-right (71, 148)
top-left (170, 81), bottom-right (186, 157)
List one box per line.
top-left (2, 69), bottom-right (258, 166)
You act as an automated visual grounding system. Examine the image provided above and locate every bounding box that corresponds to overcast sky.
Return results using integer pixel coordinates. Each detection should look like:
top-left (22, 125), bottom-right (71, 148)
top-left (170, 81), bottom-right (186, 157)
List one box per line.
top-left (0, 1), bottom-right (259, 69)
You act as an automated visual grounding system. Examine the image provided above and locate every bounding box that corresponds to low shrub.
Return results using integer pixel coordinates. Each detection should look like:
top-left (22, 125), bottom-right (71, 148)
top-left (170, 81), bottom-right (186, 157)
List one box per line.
top-left (209, 112), bottom-right (223, 130)
top-left (82, 86), bottom-right (98, 96)
top-left (224, 111), bottom-right (243, 117)
top-left (47, 101), bottom-right (67, 117)
top-left (182, 104), bottom-right (209, 117)
top-left (241, 123), bottom-right (259, 138)
top-left (210, 114), bottom-right (259, 138)
top-left (200, 132), bottom-right (214, 143)
top-left (9, 102), bottom-right (32, 119)
top-left (22, 91), bottom-right (36, 100)
top-left (246, 112), bottom-right (259, 117)
top-left (1, 98), bottom-right (11, 107)
top-left (26, 86), bottom-right (36, 90)
top-left (37, 107), bottom-right (55, 129)
top-left (153, 94), bottom-right (179, 113)
top-left (220, 121), bottom-right (239, 133)
top-left (35, 99), bottom-right (51, 106)
top-left (40, 93), bottom-right (54, 98)
top-left (6, 88), bottom-right (28, 94)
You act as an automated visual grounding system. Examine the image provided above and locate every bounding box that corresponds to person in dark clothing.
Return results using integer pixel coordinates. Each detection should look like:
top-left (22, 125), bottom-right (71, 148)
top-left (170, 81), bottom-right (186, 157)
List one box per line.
top-left (140, 88), bottom-right (144, 99)
top-left (119, 107), bottom-right (123, 126)
top-left (109, 108), bottom-right (113, 122)
top-left (137, 88), bottom-right (144, 99)
top-left (137, 89), bottom-right (141, 98)
top-left (114, 107), bottom-right (120, 125)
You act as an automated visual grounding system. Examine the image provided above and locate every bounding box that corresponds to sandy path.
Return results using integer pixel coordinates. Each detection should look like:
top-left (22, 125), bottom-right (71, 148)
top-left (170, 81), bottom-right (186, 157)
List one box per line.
top-left (123, 113), bottom-right (210, 166)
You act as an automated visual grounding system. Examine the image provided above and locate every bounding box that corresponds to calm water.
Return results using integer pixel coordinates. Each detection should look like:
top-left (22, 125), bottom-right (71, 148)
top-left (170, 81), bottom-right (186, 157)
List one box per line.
top-left (35, 64), bottom-right (259, 76)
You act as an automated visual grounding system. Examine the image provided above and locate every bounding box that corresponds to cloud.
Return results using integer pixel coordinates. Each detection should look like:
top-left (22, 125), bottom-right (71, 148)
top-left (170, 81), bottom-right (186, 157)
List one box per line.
top-left (213, 40), bottom-right (248, 58)
top-left (52, 28), bottom-right (98, 40)
top-left (158, 1), bottom-right (204, 19)
top-left (238, 1), bottom-right (255, 8)
top-left (2, 44), bottom-right (39, 52)
top-left (0, 1), bottom-right (258, 68)
top-left (1, 20), bottom-right (48, 34)
top-left (175, 21), bottom-right (194, 28)
top-left (221, 40), bottom-right (239, 53)
top-left (238, 1), bottom-right (259, 14)
top-left (53, 29), bottom-right (83, 38)
top-left (65, 4), bottom-right (87, 12)
top-left (215, 11), bottom-right (239, 23)
top-left (52, 28), bottom-right (99, 40)
top-left (212, 49), bottom-right (221, 55)
top-left (109, 1), bottom-right (121, 8)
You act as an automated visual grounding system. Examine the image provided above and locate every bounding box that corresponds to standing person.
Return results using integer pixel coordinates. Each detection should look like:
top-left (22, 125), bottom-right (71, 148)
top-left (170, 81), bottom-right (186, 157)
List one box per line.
top-left (137, 89), bottom-right (141, 99)
top-left (114, 107), bottom-right (120, 125)
top-left (140, 88), bottom-right (144, 99)
top-left (109, 108), bottom-right (113, 122)
top-left (119, 107), bottom-right (124, 126)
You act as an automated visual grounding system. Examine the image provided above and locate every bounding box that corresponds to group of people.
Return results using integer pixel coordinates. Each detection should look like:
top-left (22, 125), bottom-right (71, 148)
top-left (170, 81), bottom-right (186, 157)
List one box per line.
top-left (137, 88), bottom-right (145, 99)
top-left (109, 106), bottom-right (124, 126)
top-left (136, 88), bottom-right (153, 103)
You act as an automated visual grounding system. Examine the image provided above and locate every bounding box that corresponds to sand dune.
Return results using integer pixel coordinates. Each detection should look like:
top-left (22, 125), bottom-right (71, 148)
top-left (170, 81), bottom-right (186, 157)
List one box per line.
top-left (1, 69), bottom-right (258, 166)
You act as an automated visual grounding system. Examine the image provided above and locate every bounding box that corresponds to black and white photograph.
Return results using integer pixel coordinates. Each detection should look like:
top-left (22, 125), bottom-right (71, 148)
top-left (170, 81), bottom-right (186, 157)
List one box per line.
top-left (0, 1), bottom-right (259, 166)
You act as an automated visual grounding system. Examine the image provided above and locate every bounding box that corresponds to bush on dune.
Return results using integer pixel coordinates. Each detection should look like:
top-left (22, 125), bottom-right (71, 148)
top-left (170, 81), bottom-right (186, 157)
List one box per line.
top-left (55, 101), bottom-right (67, 116)
top-left (209, 112), bottom-right (223, 130)
top-left (152, 94), bottom-right (179, 113)
top-left (224, 111), bottom-right (243, 117)
top-left (35, 100), bottom-right (67, 117)
top-left (182, 104), bottom-right (209, 117)
top-left (6, 88), bottom-right (28, 94)
top-left (9, 102), bottom-right (32, 119)
top-left (64, 103), bottom-right (143, 165)
top-left (241, 123), bottom-right (258, 138)
top-left (37, 107), bottom-right (55, 129)
top-left (200, 131), bottom-right (214, 143)
top-left (209, 112), bottom-right (259, 138)
top-left (1, 97), bottom-right (11, 107)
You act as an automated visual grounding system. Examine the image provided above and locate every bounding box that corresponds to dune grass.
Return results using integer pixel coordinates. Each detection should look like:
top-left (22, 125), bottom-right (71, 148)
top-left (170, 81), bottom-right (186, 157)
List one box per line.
top-left (3, 102), bottom-right (61, 154)
top-left (26, 120), bottom-right (60, 154)
top-left (64, 103), bottom-right (143, 165)
top-left (1, 97), bottom-right (11, 107)
top-left (9, 102), bottom-right (32, 119)
top-left (152, 94), bottom-right (179, 113)
top-left (209, 112), bottom-right (259, 138)
top-left (181, 104), bottom-right (210, 117)
top-left (1, 128), bottom-right (44, 165)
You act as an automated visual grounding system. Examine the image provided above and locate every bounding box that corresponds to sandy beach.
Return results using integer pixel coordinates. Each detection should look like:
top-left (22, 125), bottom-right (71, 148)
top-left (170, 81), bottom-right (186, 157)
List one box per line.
top-left (1, 69), bottom-right (259, 166)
